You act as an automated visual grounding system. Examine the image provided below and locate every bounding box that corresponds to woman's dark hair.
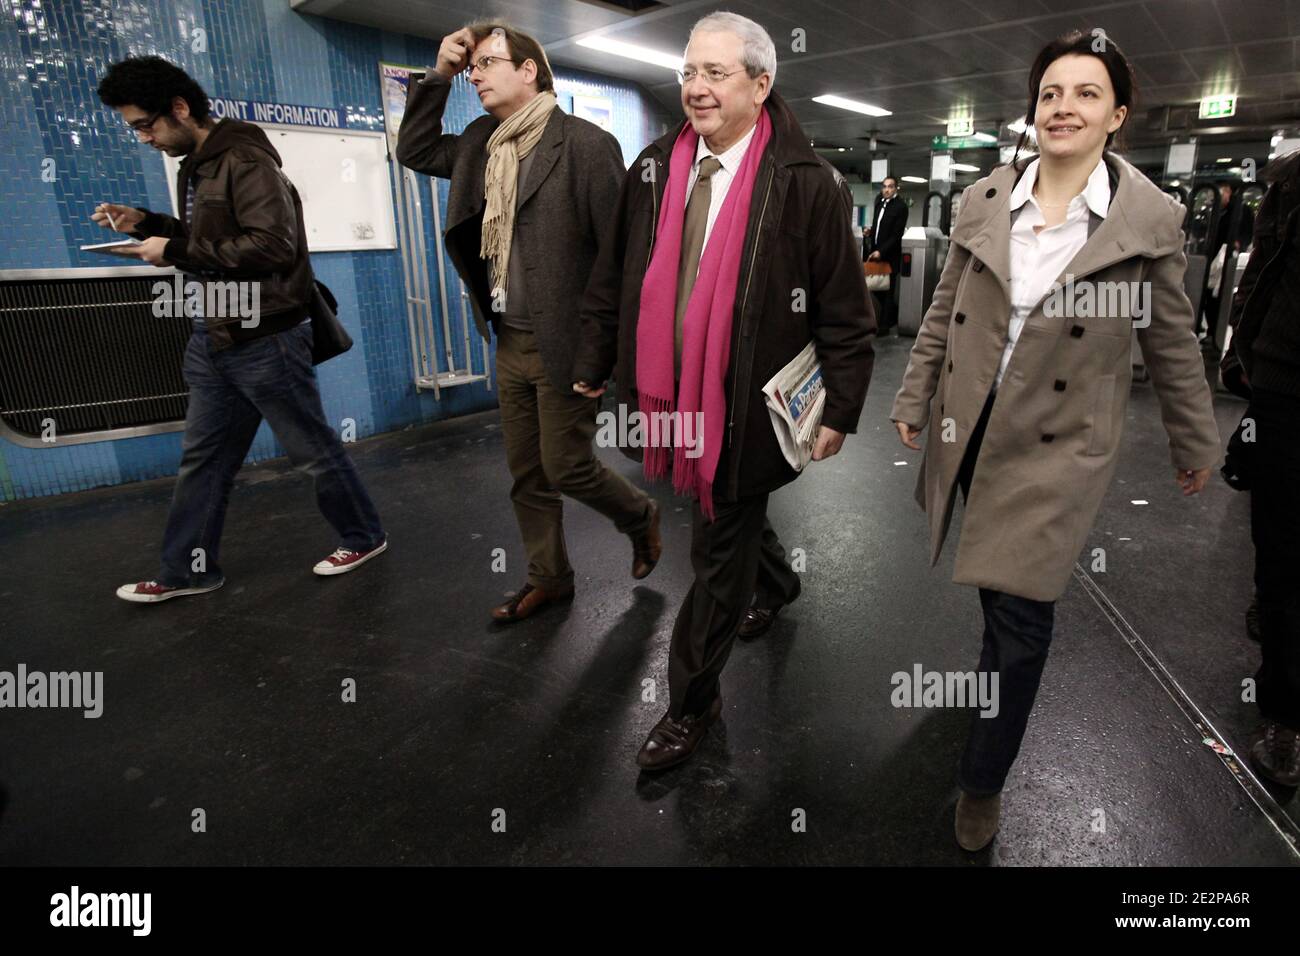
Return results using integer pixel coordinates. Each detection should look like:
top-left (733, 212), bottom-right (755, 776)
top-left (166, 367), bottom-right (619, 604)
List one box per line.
top-left (97, 56), bottom-right (211, 123)
top-left (1012, 30), bottom-right (1137, 165)
top-left (465, 21), bottom-right (555, 95)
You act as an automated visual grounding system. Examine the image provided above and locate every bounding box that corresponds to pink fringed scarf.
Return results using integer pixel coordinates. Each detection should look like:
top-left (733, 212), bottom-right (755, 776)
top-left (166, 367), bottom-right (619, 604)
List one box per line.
top-left (635, 111), bottom-right (772, 520)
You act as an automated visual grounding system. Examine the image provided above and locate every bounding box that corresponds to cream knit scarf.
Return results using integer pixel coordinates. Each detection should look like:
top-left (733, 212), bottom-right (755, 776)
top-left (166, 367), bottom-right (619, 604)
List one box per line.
top-left (481, 91), bottom-right (557, 296)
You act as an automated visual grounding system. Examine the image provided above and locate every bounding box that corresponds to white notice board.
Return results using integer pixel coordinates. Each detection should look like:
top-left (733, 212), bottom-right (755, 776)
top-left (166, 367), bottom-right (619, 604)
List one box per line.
top-left (164, 125), bottom-right (397, 253)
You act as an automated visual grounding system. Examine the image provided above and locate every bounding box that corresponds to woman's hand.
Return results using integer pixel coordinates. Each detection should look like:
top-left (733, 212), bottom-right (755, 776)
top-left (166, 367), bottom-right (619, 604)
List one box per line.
top-left (1176, 467), bottom-right (1212, 496)
top-left (895, 420), bottom-right (923, 450)
top-left (572, 380), bottom-right (605, 399)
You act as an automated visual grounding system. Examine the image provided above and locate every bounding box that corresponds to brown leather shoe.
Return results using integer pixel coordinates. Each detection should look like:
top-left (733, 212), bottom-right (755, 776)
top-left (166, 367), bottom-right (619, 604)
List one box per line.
top-left (491, 582), bottom-right (575, 623)
top-left (636, 694), bottom-right (723, 771)
top-left (955, 791), bottom-right (1001, 851)
top-left (630, 499), bottom-right (662, 580)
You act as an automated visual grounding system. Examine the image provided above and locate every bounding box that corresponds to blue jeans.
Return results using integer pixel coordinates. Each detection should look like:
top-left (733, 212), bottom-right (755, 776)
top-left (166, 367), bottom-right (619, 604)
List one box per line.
top-left (157, 323), bottom-right (384, 587)
top-left (954, 388), bottom-right (1057, 796)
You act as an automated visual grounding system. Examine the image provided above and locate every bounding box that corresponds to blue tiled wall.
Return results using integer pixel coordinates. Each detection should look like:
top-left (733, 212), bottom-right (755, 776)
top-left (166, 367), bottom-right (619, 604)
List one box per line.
top-left (0, 0), bottom-right (670, 500)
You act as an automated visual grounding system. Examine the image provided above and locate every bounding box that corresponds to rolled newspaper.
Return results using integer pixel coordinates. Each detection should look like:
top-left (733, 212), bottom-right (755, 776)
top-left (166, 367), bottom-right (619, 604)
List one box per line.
top-left (762, 340), bottom-right (825, 472)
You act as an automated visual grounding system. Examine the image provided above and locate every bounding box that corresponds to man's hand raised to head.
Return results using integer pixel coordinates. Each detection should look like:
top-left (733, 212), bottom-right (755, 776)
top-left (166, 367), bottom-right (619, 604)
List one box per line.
top-left (434, 28), bottom-right (476, 79)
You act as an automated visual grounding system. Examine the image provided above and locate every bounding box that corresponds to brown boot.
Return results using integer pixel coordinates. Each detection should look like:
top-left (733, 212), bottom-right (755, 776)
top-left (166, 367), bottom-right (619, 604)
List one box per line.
top-left (491, 582), bottom-right (574, 623)
top-left (630, 499), bottom-right (662, 580)
top-left (955, 791), bottom-right (1001, 851)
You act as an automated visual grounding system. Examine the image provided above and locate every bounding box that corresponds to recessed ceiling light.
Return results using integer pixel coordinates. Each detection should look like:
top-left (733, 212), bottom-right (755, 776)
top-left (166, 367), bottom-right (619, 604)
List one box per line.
top-left (812, 94), bottom-right (891, 117)
top-left (576, 35), bottom-right (682, 71)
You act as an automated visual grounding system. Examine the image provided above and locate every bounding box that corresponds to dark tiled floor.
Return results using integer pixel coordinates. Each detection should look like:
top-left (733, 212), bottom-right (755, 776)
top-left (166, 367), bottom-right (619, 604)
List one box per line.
top-left (0, 336), bottom-right (1295, 865)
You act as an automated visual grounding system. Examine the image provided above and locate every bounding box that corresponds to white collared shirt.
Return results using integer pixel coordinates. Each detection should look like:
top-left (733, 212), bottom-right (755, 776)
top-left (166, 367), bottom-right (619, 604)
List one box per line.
top-left (873, 196), bottom-right (892, 242)
top-left (997, 155), bottom-right (1111, 386)
top-left (685, 122), bottom-right (758, 259)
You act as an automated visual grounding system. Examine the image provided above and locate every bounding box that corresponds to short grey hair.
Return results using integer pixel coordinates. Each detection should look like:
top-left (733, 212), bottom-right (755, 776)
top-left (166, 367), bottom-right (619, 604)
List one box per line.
top-left (687, 11), bottom-right (777, 86)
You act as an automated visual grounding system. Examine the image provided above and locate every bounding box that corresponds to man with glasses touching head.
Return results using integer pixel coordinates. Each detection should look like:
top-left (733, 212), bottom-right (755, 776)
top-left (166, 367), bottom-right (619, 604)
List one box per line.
top-left (396, 23), bottom-right (661, 623)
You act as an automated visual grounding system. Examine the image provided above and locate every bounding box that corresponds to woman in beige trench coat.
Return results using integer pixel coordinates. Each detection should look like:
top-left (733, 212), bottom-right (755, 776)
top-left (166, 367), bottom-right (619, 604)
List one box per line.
top-left (891, 32), bottom-right (1222, 851)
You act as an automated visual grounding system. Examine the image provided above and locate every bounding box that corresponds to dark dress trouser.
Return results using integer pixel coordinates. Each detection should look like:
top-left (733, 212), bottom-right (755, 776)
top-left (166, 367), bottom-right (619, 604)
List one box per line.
top-left (954, 390), bottom-right (1057, 796)
top-left (667, 491), bottom-right (802, 721)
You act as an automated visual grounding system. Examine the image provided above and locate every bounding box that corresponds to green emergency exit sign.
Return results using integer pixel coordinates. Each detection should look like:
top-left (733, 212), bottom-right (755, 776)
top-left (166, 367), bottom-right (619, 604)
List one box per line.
top-left (1199, 94), bottom-right (1236, 119)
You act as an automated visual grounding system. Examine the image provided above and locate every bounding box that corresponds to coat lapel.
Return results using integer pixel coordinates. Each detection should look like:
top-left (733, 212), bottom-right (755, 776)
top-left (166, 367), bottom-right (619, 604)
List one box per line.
top-left (951, 165), bottom-right (1016, 303)
top-left (516, 108), bottom-right (565, 211)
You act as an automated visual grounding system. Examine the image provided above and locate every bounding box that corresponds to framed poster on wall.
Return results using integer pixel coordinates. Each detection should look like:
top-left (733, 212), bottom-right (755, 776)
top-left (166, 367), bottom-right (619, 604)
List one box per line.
top-left (572, 94), bottom-right (614, 132)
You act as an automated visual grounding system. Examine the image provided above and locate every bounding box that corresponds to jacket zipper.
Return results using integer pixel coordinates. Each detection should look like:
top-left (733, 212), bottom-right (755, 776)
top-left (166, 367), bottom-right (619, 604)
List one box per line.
top-left (729, 162), bottom-right (777, 449)
top-left (645, 158), bottom-right (660, 274)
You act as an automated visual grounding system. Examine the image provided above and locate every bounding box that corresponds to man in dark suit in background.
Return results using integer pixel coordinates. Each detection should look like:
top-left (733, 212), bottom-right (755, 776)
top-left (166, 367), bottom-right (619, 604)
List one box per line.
top-left (865, 175), bottom-right (907, 335)
top-left (396, 22), bottom-right (660, 623)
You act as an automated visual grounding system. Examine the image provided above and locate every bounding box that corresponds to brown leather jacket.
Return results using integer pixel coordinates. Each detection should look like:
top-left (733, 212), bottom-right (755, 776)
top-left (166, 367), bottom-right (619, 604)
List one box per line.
top-left (132, 118), bottom-right (314, 348)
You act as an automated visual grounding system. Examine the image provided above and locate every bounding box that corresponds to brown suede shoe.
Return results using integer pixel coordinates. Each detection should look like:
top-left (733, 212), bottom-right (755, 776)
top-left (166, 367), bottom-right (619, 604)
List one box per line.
top-left (636, 694), bottom-right (723, 771)
top-left (491, 582), bottom-right (575, 623)
top-left (955, 791), bottom-right (1001, 851)
top-left (630, 500), bottom-right (662, 580)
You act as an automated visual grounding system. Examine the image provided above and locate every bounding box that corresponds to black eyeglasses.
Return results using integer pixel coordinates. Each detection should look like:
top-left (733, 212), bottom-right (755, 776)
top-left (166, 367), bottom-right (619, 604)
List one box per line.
top-left (468, 55), bottom-right (516, 76)
top-left (127, 111), bottom-right (165, 135)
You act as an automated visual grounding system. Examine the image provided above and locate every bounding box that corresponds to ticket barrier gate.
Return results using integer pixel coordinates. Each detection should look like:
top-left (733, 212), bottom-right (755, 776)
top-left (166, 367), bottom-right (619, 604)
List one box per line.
top-left (897, 226), bottom-right (948, 337)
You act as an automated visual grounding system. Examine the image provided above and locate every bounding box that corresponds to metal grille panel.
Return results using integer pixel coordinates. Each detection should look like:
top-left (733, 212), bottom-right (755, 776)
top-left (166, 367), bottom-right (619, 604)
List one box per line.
top-left (0, 276), bottom-right (191, 444)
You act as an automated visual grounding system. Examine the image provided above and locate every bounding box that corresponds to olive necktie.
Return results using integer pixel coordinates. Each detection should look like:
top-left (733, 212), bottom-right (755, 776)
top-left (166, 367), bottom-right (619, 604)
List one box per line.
top-left (675, 155), bottom-right (724, 375)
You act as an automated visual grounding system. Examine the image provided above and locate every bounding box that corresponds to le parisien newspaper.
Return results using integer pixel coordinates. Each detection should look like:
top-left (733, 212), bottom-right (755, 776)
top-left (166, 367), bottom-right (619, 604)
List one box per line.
top-left (762, 340), bottom-right (825, 472)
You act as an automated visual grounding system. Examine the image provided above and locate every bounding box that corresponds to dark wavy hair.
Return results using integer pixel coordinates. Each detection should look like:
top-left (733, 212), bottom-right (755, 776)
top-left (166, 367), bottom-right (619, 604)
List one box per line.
top-left (1012, 29), bottom-right (1137, 165)
top-left (97, 56), bottom-right (211, 123)
top-left (465, 21), bottom-right (555, 95)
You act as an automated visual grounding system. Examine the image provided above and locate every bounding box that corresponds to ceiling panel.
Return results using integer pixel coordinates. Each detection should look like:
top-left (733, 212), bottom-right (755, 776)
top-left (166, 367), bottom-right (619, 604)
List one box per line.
top-left (294, 0), bottom-right (1300, 169)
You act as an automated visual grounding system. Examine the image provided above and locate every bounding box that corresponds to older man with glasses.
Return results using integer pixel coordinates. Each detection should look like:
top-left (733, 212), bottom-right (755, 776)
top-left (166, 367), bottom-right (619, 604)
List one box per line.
top-left (574, 12), bottom-right (875, 770)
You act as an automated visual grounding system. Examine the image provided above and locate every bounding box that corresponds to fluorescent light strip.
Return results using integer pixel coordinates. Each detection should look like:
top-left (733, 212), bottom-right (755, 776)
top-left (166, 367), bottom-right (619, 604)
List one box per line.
top-left (812, 94), bottom-right (891, 117)
top-left (900, 175), bottom-right (927, 184)
top-left (950, 163), bottom-right (980, 172)
top-left (576, 35), bottom-right (682, 71)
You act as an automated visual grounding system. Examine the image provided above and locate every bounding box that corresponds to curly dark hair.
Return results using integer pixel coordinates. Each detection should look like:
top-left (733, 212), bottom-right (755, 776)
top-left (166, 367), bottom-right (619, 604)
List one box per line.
top-left (97, 56), bottom-right (211, 123)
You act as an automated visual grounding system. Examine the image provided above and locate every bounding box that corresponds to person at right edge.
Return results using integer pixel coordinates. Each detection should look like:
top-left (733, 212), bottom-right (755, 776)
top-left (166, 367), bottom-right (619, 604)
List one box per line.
top-left (573, 12), bottom-right (874, 771)
top-left (891, 32), bottom-right (1221, 851)
top-left (1227, 146), bottom-right (1300, 787)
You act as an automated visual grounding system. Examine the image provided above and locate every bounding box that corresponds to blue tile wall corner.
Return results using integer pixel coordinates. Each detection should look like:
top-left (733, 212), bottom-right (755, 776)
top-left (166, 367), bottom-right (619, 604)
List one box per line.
top-left (0, 0), bottom-right (671, 500)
